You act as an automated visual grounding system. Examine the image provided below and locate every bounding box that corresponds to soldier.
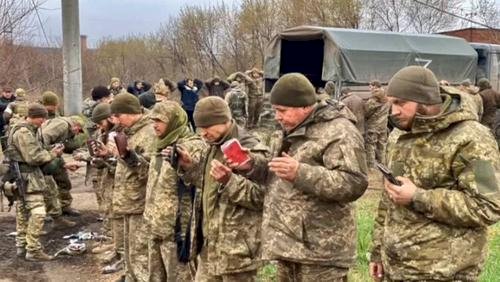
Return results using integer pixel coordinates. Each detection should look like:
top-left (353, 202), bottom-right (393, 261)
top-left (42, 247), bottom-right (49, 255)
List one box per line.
top-left (340, 88), bottom-right (365, 134)
top-left (40, 115), bottom-right (85, 217)
top-left (40, 91), bottom-right (60, 119)
top-left (108, 93), bottom-right (155, 282)
top-left (174, 96), bottom-right (268, 281)
top-left (456, 79), bottom-right (483, 120)
top-left (232, 73), bottom-right (368, 281)
top-left (3, 88), bottom-right (30, 126)
top-left (6, 104), bottom-right (64, 261)
top-left (82, 86), bottom-right (113, 119)
top-left (204, 75), bottom-right (230, 99)
top-left (477, 78), bottom-right (500, 131)
top-left (139, 78), bottom-right (176, 109)
top-left (365, 80), bottom-right (390, 168)
top-left (225, 81), bottom-right (248, 127)
top-left (109, 77), bottom-right (126, 96)
top-left (369, 65), bottom-right (500, 281)
top-left (143, 102), bottom-right (204, 281)
top-left (228, 70), bottom-right (262, 129)
top-left (324, 80), bottom-right (335, 97)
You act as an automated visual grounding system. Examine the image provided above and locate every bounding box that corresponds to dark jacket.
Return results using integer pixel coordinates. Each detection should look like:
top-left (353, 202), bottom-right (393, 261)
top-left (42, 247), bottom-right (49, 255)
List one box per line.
top-left (178, 79), bottom-right (203, 111)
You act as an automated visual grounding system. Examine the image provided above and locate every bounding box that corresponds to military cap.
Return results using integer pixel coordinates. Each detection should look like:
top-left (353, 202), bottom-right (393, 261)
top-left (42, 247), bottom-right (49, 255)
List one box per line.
top-left (91, 103), bottom-right (111, 123)
top-left (110, 93), bottom-right (142, 114)
top-left (193, 96), bottom-right (231, 128)
top-left (41, 91), bottom-right (59, 106)
top-left (387, 66), bottom-right (441, 105)
top-left (270, 73), bottom-right (316, 107)
top-left (28, 103), bottom-right (48, 118)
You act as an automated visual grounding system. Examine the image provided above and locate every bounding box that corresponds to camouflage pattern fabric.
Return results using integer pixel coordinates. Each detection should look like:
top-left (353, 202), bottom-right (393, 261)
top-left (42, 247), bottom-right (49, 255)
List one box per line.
top-left (16, 194), bottom-right (46, 252)
top-left (247, 95), bottom-right (263, 129)
top-left (82, 97), bottom-right (98, 118)
top-left (247, 100), bottom-right (368, 270)
top-left (257, 92), bottom-right (277, 130)
top-left (276, 260), bottom-right (348, 282)
top-left (225, 87), bottom-right (248, 128)
top-left (442, 85), bottom-right (482, 121)
top-left (194, 248), bottom-right (256, 282)
top-left (478, 88), bottom-right (500, 130)
top-left (181, 122), bottom-right (268, 277)
top-left (124, 214), bottom-right (149, 282)
top-left (364, 89), bottom-right (390, 168)
top-left (43, 175), bottom-right (61, 217)
top-left (371, 93), bottom-right (500, 281)
top-left (340, 92), bottom-right (365, 134)
top-left (148, 239), bottom-right (192, 282)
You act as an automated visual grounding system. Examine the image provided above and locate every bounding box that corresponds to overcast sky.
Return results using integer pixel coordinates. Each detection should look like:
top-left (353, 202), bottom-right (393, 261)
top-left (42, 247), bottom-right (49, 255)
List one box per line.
top-left (35, 0), bottom-right (238, 47)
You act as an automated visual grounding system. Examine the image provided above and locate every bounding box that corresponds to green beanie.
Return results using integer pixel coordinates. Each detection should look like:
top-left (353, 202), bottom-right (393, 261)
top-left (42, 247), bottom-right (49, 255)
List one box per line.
top-left (193, 96), bottom-right (231, 128)
top-left (387, 66), bottom-right (441, 105)
top-left (110, 93), bottom-right (142, 114)
top-left (477, 78), bottom-right (491, 91)
top-left (41, 91), bottom-right (59, 106)
top-left (28, 103), bottom-right (48, 118)
top-left (270, 73), bottom-right (316, 107)
top-left (91, 103), bottom-right (111, 123)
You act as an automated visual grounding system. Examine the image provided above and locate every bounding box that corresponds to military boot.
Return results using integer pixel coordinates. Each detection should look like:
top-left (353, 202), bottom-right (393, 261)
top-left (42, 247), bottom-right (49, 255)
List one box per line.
top-left (62, 207), bottom-right (81, 217)
top-left (53, 216), bottom-right (77, 230)
top-left (25, 250), bottom-right (54, 261)
top-left (16, 247), bottom-right (26, 258)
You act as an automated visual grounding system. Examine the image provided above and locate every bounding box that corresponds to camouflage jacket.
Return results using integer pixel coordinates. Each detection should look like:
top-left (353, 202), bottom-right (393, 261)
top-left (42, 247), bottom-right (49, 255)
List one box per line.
top-left (6, 122), bottom-right (56, 193)
top-left (225, 87), bottom-right (248, 118)
top-left (365, 89), bottom-right (390, 131)
top-left (340, 92), bottom-right (365, 134)
top-left (248, 100), bottom-right (368, 267)
top-left (371, 93), bottom-right (500, 281)
top-left (182, 122), bottom-right (268, 275)
top-left (39, 117), bottom-right (81, 153)
top-left (113, 115), bottom-right (155, 215)
top-left (478, 88), bottom-right (500, 130)
top-left (443, 86), bottom-right (483, 121)
top-left (82, 97), bottom-right (98, 118)
top-left (143, 134), bottom-right (205, 239)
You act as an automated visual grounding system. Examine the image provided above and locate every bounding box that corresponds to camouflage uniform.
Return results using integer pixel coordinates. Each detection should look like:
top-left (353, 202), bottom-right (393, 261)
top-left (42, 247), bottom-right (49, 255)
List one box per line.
top-left (181, 122), bottom-right (268, 281)
top-left (225, 86), bottom-right (248, 128)
top-left (82, 97), bottom-right (98, 119)
top-left (371, 92), bottom-right (500, 281)
top-left (228, 72), bottom-right (262, 128)
top-left (478, 87), bottom-right (500, 131)
top-left (113, 115), bottom-right (155, 282)
top-left (40, 117), bottom-right (83, 212)
top-left (364, 88), bottom-right (390, 168)
top-left (340, 92), bottom-right (365, 134)
top-left (247, 100), bottom-right (368, 281)
top-left (144, 135), bottom-right (204, 282)
top-left (6, 122), bottom-right (56, 253)
top-left (3, 96), bottom-right (29, 126)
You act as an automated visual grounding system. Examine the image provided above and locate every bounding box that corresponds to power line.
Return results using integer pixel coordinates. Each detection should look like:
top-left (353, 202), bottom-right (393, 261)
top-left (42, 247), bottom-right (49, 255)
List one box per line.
top-left (30, 0), bottom-right (52, 47)
top-left (413, 0), bottom-right (497, 30)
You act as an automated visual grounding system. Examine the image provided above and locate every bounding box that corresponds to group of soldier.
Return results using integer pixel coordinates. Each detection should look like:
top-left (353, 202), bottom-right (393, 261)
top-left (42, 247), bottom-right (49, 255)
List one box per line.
top-left (0, 63), bottom-right (500, 282)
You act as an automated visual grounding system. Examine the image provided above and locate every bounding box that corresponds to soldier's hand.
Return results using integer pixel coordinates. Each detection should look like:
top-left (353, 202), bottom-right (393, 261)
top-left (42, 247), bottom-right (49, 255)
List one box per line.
top-left (369, 262), bottom-right (384, 280)
top-left (64, 161), bottom-right (82, 171)
top-left (166, 145), bottom-right (192, 170)
top-left (224, 147), bottom-right (253, 172)
top-left (210, 159), bottom-right (232, 184)
top-left (384, 176), bottom-right (417, 206)
top-left (51, 145), bottom-right (64, 157)
top-left (93, 141), bottom-right (110, 157)
top-left (268, 152), bottom-right (299, 182)
top-left (73, 152), bottom-right (86, 161)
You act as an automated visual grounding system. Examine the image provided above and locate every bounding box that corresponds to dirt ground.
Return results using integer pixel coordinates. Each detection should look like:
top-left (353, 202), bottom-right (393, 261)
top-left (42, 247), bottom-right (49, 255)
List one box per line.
top-left (0, 165), bottom-right (122, 282)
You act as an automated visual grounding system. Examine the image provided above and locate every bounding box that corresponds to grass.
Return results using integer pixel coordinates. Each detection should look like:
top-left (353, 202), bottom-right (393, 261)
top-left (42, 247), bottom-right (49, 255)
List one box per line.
top-left (258, 189), bottom-right (500, 281)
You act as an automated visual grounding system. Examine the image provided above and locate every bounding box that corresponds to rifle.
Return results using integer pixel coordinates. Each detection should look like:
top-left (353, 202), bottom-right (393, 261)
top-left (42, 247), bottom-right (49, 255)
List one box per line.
top-left (1, 160), bottom-right (27, 210)
top-left (10, 161), bottom-right (27, 206)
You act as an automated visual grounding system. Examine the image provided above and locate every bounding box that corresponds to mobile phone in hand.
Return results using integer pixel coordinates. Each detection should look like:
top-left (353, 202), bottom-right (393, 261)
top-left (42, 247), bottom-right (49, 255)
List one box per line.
top-left (376, 163), bottom-right (402, 186)
top-left (221, 138), bottom-right (250, 165)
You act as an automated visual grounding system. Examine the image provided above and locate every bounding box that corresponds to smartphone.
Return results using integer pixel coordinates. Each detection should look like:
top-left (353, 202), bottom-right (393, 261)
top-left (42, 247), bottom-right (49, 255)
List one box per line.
top-left (376, 163), bottom-right (402, 186)
top-left (221, 138), bottom-right (250, 165)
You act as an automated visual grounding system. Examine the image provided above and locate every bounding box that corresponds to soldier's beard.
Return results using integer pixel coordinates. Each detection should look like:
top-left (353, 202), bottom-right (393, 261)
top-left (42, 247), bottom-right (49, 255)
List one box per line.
top-left (389, 115), bottom-right (411, 131)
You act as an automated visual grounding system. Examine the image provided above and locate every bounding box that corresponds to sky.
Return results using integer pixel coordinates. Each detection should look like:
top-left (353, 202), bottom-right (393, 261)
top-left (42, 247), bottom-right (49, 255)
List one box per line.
top-left (35, 0), bottom-right (238, 47)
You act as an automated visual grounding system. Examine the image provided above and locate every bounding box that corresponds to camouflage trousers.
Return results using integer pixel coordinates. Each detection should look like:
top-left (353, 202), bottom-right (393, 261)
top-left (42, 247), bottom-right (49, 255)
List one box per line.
top-left (365, 129), bottom-right (388, 168)
top-left (275, 260), bottom-right (348, 282)
top-left (98, 169), bottom-right (114, 237)
top-left (148, 237), bottom-right (192, 282)
top-left (52, 167), bottom-right (73, 209)
top-left (194, 248), bottom-right (256, 282)
top-left (43, 176), bottom-right (62, 217)
top-left (248, 95), bottom-right (263, 129)
top-left (16, 193), bottom-right (46, 252)
top-left (124, 214), bottom-right (149, 282)
top-left (113, 216), bottom-right (125, 256)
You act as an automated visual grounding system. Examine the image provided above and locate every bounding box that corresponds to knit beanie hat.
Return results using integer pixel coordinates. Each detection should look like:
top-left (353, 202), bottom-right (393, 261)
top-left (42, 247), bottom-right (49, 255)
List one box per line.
top-left (387, 66), bottom-right (441, 105)
top-left (110, 93), bottom-right (142, 114)
top-left (28, 103), bottom-right (48, 118)
top-left (477, 78), bottom-right (491, 91)
top-left (91, 103), bottom-right (111, 123)
top-left (270, 73), bottom-right (316, 107)
top-left (41, 91), bottom-right (59, 106)
top-left (193, 96), bottom-right (231, 128)
top-left (15, 88), bottom-right (26, 97)
top-left (91, 86), bottom-right (111, 101)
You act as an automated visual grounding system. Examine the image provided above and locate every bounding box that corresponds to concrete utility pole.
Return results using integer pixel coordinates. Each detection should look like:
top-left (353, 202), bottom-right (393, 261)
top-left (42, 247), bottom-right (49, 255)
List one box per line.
top-left (61, 0), bottom-right (82, 115)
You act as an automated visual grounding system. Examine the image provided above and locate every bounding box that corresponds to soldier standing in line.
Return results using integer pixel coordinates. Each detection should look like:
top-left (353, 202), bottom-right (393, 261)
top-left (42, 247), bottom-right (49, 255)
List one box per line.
top-left (108, 77), bottom-right (127, 96)
top-left (340, 88), bottom-right (365, 135)
top-left (6, 104), bottom-right (64, 261)
top-left (477, 78), bottom-right (500, 132)
top-left (365, 80), bottom-right (390, 168)
top-left (40, 91), bottom-right (61, 119)
top-left (107, 93), bottom-right (155, 282)
top-left (228, 73), bottom-right (368, 281)
top-left (143, 102), bottom-right (204, 281)
top-left (175, 96), bottom-right (268, 281)
top-left (204, 75), bottom-right (230, 99)
top-left (228, 69), bottom-right (262, 129)
top-left (369, 66), bottom-right (500, 281)
top-left (225, 81), bottom-right (249, 128)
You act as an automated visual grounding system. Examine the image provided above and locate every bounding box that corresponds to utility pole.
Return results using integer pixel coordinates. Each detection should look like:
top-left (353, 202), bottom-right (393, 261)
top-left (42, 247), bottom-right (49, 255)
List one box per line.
top-left (61, 0), bottom-right (82, 115)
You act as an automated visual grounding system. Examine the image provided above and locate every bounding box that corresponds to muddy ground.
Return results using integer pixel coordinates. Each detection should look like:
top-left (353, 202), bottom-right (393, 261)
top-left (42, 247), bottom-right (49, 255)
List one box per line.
top-left (0, 166), bottom-right (122, 282)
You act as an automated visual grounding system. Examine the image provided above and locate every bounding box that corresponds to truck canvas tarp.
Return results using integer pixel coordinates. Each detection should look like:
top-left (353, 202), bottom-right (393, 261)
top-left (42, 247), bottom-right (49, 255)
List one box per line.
top-left (264, 25), bottom-right (478, 87)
